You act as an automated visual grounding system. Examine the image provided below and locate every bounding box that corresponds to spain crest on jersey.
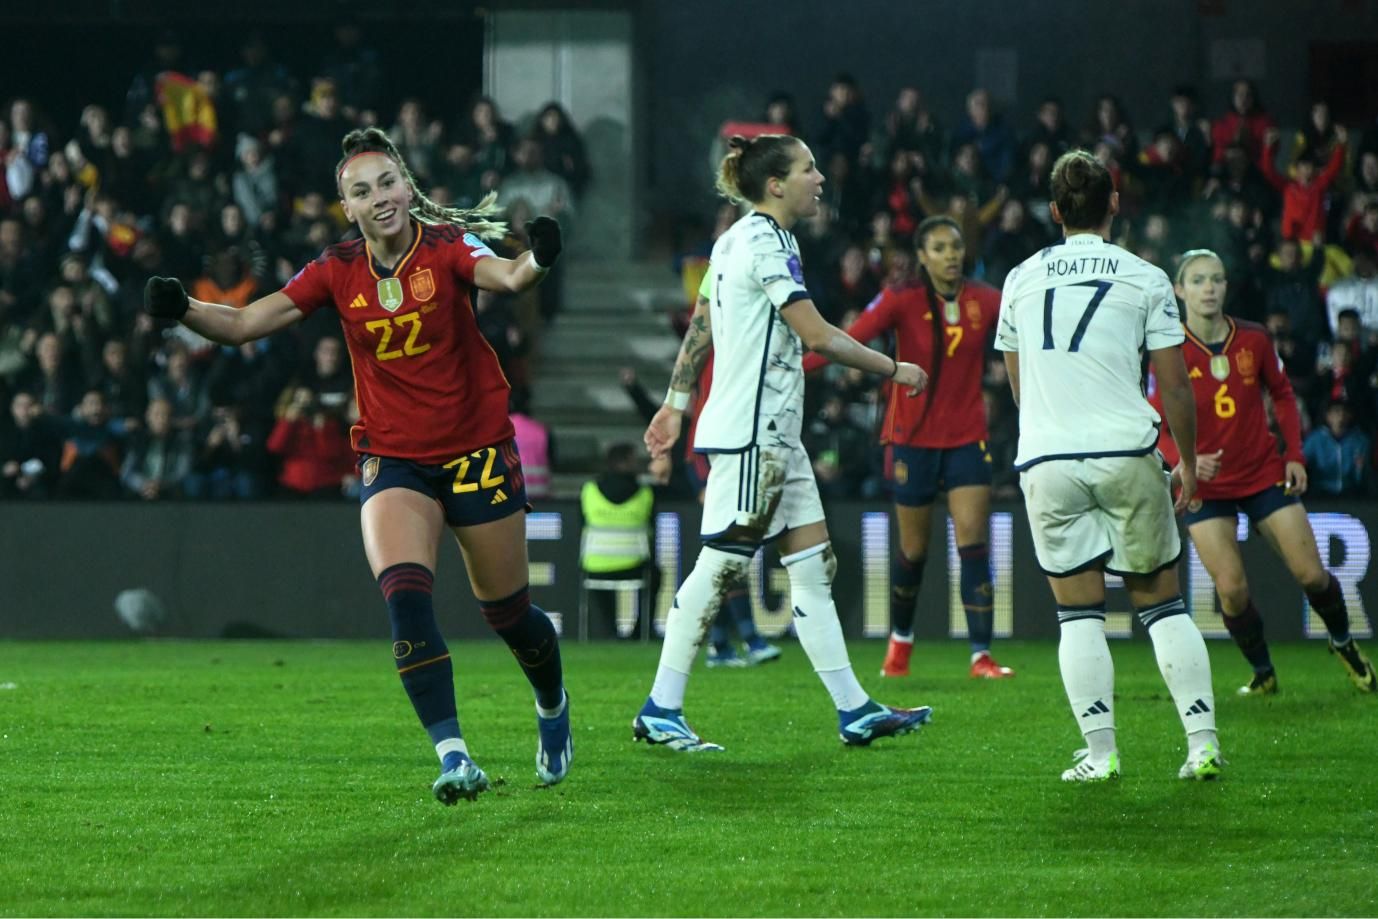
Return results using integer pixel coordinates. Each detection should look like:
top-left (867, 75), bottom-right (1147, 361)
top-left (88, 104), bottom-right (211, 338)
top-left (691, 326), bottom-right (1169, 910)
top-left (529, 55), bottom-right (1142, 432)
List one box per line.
top-left (409, 268), bottom-right (435, 303)
top-left (965, 299), bottom-right (982, 325)
top-left (1209, 354), bottom-right (1230, 381)
top-left (1235, 349), bottom-right (1255, 378)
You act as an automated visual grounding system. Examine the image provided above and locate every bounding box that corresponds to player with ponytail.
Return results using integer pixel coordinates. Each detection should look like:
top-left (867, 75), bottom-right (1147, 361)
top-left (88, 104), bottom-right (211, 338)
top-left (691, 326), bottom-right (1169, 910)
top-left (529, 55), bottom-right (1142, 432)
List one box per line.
top-left (804, 216), bottom-right (1012, 679)
top-left (144, 125), bottom-right (571, 804)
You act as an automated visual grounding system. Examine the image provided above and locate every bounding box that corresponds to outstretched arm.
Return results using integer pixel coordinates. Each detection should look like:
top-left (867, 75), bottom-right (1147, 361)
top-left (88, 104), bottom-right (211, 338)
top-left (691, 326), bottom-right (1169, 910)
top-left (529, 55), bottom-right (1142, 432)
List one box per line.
top-left (145, 277), bottom-right (303, 346)
top-left (645, 294), bottom-right (713, 458)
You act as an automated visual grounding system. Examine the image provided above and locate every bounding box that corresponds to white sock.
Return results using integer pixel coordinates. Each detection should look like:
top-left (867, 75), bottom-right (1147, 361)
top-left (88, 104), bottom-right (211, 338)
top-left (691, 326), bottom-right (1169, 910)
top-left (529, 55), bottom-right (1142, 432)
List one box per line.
top-left (435, 737), bottom-right (469, 763)
top-left (536, 690), bottom-right (566, 720)
top-left (1141, 603), bottom-right (1217, 740)
top-left (890, 631), bottom-right (914, 644)
top-left (784, 542), bottom-right (870, 711)
top-left (1058, 615), bottom-right (1116, 745)
top-left (649, 545), bottom-right (751, 710)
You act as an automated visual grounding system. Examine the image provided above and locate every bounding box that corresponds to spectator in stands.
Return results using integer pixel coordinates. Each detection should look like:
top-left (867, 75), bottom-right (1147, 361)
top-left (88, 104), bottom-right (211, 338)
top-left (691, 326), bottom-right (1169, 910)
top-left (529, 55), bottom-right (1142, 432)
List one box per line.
top-left (878, 86), bottom-right (945, 170)
top-left (185, 402), bottom-right (267, 500)
top-left (1262, 237), bottom-right (1328, 348)
top-left (1327, 252), bottom-right (1378, 336)
top-left (1266, 308), bottom-right (1316, 401)
top-left (803, 392), bottom-right (872, 500)
top-left (1086, 94), bottom-right (1138, 163)
top-left (390, 98), bottom-right (443, 185)
top-left (147, 344), bottom-right (208, 432)
top-left (296, 335), bottom-right (352, 415)
top-left (88, 337), bottom-right (145, 427)
top-left (1212, 79), bottom-right (1275, 168)
top-left (509, 389), bottom-right (553, 500)
top-left (223, 34), bottom-right (298, 140)
top-left (121, 396), bottom-right (193, 501)
top-left (532, 102), bottom-right (590, 200)
top-left (0, 390), bottom-right (62, 499)
top-left (1157, 85), bottom-right (1212, 179)
top-left (821, 244), bottom-right (879, 325)
top-left (56, 388), bottom-right (122, 498)
top-left (462, 95), bottom-right (515, 191)
top-left (1022, 96), bottom-right (1073, 161)
top-left (1260, 125), bottom-right (1347, 242)
top-left (157, 202), bottom-right (203, 283)
top-left (16, 330), bottom-right (81, 417)
top-left (1008, 139), bottom-right (1054, 232)
top-left (319, 20), bottom-right (384, 122)
top-left (815, 72), bottom-right (870, 167)
top-left (1313, 334), bottom-right (1373, 431)
top-left (982, 198), bottom-right (1048, 288)
top-left (231, 134), bottom-right (279, 232)
top-left (500, 138), bottom-right (574, 226)
top-left (266, 386), bottom-right (356, 499)
top-left (762, 91), bottom-right (801, 136)
top-left (952, 88), bottom-right (1014, 184)
top-left (289, 78), bottom-right (354, 197)
top-left (439, 141), bottom-right (486, 210)
top-left (1304, 400), bottom-right (1370, 497)
top-left (191, 247), bottom-right (258, 311)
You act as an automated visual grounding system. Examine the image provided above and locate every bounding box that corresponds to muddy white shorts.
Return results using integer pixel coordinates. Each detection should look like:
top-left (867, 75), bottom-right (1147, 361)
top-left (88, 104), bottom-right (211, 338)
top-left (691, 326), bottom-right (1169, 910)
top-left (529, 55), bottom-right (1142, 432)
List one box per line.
top-left (698, 443), bottom-right (825, 544)
top-left (1020, 452), bottom-right (1182, 577)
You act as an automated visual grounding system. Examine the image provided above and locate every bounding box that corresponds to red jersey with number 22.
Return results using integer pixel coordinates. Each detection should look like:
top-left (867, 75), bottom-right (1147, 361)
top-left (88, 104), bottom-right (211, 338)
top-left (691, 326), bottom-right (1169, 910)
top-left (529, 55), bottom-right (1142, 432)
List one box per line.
top-left (801, 279), bottom-right (1000, 447)
top-left (281, 221), bottom-right (513, 464)
top-left (1149, 317), bottom-right (1303, 500)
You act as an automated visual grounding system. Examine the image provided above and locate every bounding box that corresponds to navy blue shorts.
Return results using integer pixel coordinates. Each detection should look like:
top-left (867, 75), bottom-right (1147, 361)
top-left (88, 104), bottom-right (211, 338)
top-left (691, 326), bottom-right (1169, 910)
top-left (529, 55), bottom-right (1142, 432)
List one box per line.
top-left (358, 438), bottom-right (528, 528)
top-left (1183, 482), bottom-right (1298, 528)
top-left (886, 442), bottom-right (993, 507)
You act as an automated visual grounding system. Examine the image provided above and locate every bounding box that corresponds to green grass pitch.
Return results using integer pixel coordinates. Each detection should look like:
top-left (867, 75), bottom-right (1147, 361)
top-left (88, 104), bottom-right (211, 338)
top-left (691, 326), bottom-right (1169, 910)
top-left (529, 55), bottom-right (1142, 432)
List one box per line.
top-left (3, 639), bottom-right (1375, 917)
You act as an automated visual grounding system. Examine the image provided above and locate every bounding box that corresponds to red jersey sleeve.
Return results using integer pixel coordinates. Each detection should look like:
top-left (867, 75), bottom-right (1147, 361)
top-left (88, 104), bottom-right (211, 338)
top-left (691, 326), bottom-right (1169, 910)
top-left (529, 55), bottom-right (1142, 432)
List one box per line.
top-left (449, 231), bottom-right (498, 283)
top-left (1258, 334), bottom-right (1304, 464)
top-left (281, 253), bottom-right (336, 316)
top-left (801, 290), bottom-right (897, 373)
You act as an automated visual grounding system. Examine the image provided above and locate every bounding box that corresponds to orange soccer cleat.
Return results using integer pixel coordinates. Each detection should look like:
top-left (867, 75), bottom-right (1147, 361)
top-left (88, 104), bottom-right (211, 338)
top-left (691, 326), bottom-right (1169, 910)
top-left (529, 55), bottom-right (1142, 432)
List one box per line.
top-left (970, 651), bottom-right (1014, 679)
top-left (880, 636), bottom-right (914, 677)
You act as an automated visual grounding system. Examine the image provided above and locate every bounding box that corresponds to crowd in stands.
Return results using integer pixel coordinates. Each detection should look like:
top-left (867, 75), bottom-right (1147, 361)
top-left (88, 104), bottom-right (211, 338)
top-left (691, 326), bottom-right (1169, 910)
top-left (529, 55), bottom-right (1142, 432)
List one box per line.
top-left (0, 28), bottom-right (588, 501)
top-left (677, 75), bottom-right (1378, 501)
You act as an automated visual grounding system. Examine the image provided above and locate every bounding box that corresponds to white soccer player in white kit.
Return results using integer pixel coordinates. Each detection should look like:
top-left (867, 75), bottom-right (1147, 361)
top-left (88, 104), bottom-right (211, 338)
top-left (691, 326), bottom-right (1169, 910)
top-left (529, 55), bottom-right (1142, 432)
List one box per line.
top-left (996, 149), bottom-right (1223, 782)
top-left (633, 133), bottom-right (934, 751)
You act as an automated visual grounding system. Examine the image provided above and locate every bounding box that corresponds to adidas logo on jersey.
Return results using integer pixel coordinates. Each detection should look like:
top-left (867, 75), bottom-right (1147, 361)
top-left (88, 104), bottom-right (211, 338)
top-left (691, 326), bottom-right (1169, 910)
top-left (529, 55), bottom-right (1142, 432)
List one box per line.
top-left (1189, 366), bottom-right (1203, 378)
top-left (349, 293), bottom-right (368, 309)
top-left (1185, 698), bottom-right (1212, 716)
top-left (490, 488), bottom-right (508, 505)
top-left (1081, 699), bottom-right (1110, 718)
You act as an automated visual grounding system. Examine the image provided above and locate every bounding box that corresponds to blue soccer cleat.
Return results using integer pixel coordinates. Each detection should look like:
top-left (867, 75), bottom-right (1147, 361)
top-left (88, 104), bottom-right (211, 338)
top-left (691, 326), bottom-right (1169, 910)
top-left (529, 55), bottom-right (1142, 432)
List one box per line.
top-left (536, 693), bottom-right (573, 786)
top-left (632, 699), bottom-right (724, 752)
top-left (838, 700), bottom-right (933, 746)
top-left (432, 751), bottom-right (491, 805)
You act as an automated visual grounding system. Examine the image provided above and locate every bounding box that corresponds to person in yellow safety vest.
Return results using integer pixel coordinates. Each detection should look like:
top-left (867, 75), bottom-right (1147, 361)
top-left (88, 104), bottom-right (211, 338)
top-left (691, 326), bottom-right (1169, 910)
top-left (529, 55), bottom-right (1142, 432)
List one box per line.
top-left (580, 443), bottom-right (659, 637)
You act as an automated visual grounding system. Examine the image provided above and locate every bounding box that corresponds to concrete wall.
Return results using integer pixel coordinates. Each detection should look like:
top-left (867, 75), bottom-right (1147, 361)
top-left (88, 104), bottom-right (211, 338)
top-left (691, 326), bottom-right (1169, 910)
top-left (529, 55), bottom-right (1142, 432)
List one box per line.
top-left (487, 7), bottom-right (639, 257)
top-left (2, 501), bottom-right (1371, 642)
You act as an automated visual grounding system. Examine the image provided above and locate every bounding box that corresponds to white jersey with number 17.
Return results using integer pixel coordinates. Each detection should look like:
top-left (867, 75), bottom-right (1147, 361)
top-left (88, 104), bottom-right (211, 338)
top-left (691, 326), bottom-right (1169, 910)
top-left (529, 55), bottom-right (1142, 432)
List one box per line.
top-left (994, 233), bottom-right (1183, 471)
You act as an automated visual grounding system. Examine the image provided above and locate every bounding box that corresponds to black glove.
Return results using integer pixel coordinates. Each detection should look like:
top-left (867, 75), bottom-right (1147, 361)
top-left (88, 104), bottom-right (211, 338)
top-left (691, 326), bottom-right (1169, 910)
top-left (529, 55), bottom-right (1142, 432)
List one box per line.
top-left (525, 216), bottom-right (563, 269)
top-left (144, 276), bottom-right (189, 321)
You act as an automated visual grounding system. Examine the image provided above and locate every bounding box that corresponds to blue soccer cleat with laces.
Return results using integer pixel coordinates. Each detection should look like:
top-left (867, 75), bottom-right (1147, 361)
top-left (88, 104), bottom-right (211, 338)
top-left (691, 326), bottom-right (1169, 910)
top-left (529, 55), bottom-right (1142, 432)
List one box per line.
top-left (632, 699), bottom-right (724, 752)
top-left (838, 700), bottom-right (933, 746)
top-left (536, 693), bottom-right (573, 786)
top-left (432, 751), bottom-right (491, 805)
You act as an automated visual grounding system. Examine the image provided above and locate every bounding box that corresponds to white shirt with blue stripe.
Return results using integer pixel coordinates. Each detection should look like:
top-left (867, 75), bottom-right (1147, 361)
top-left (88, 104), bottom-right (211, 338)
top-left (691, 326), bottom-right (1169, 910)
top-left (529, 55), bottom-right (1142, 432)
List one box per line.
top-left (995, 233), bottom-right (1184, 471)
top-left (694, 212), bottom-right (810, 453)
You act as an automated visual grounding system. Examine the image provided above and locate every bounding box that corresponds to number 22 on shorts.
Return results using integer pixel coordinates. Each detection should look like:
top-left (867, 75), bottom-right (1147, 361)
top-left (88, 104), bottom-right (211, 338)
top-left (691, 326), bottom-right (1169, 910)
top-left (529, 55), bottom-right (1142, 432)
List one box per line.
top-left (444, 447), bottom-right (505, 494)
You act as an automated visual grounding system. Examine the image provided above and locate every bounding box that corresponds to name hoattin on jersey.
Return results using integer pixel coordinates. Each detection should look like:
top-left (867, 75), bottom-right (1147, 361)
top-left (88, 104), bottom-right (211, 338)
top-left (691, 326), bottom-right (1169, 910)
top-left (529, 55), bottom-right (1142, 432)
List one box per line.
top-left (1046, 256), bottom-right (1120, 277)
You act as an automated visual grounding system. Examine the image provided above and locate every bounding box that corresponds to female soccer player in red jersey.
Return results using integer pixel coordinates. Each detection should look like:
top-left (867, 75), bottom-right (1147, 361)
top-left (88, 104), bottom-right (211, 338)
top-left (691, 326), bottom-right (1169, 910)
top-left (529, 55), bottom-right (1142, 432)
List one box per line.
top-left (143, 127), bottom-right (574, 803)
top-left (1156, 249), bottom-right (1375, 694)
top-left (804, 216), bottom-right (1014, 679)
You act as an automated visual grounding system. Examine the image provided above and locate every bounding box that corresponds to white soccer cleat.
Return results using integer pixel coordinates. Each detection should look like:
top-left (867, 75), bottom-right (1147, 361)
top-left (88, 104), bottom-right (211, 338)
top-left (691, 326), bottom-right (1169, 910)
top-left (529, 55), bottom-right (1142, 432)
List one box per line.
top-left (1061, 747), bottom-right (1120, 782)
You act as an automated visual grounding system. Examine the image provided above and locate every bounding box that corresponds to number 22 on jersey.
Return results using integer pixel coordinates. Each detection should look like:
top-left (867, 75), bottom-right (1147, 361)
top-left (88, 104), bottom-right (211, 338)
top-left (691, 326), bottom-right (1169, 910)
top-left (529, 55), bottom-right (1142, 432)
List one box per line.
top-left (365, 310), bottom-right (430, 361)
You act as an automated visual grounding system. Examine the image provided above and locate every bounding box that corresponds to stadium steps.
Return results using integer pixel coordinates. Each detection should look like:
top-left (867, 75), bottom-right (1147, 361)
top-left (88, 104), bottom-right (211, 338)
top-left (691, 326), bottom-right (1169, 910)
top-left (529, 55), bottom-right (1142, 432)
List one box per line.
top-left (532, 259), bottom-right (686, 494)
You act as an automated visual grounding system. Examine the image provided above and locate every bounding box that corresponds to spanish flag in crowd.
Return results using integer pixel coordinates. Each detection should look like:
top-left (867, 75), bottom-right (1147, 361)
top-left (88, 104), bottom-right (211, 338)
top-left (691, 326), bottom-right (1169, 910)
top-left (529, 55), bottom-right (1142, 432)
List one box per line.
top-left (155, 71), bottom-right (217, 152)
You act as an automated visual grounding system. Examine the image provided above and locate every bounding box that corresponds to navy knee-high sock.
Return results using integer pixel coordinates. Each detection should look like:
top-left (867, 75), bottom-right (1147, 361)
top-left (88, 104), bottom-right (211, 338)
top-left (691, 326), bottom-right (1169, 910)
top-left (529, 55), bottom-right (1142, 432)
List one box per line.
top-left (480, 585), bottom-right (564, 710)
top-left (1306, 574), bottom-right (1352, 644)
top-left (890, 553), bottom-right (925, 638)
top-left (379, 563), bottom-right (461, 748)
top-left (1223, 600), bottom-right (1273, 673)
top-left (959, 543), bottom-right (994, 653)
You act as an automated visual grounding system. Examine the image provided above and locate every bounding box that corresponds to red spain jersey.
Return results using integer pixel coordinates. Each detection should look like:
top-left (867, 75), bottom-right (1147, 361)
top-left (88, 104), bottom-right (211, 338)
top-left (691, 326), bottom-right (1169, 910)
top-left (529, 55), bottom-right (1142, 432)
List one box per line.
top-left (802, 279), bottom-right (1000, 448)
top-left (281, 221), bottom-right (514, 464)
top-left (1148, 317), bottom-right (1303, 500)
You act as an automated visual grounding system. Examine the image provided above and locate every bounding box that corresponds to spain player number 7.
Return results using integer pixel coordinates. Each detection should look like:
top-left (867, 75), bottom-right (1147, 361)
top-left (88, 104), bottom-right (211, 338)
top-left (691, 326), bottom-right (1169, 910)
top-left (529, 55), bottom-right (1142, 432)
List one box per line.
top-left (1042, 280), bottom-right (1113, 352)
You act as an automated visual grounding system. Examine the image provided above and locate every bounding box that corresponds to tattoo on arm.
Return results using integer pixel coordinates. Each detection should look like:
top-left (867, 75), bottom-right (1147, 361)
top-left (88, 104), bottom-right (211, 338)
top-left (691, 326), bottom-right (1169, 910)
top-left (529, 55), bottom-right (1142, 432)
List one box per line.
top-left (670, 304), bottom-right (713, 390)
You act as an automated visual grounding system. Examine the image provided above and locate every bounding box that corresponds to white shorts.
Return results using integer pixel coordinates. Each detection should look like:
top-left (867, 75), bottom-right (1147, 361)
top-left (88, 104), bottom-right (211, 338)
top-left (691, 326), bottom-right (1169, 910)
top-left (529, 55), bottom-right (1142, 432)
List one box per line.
top-left (1020, 453), bottom-right (1181, 577)
top-left (699, 443), bottom-right (824, 543)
